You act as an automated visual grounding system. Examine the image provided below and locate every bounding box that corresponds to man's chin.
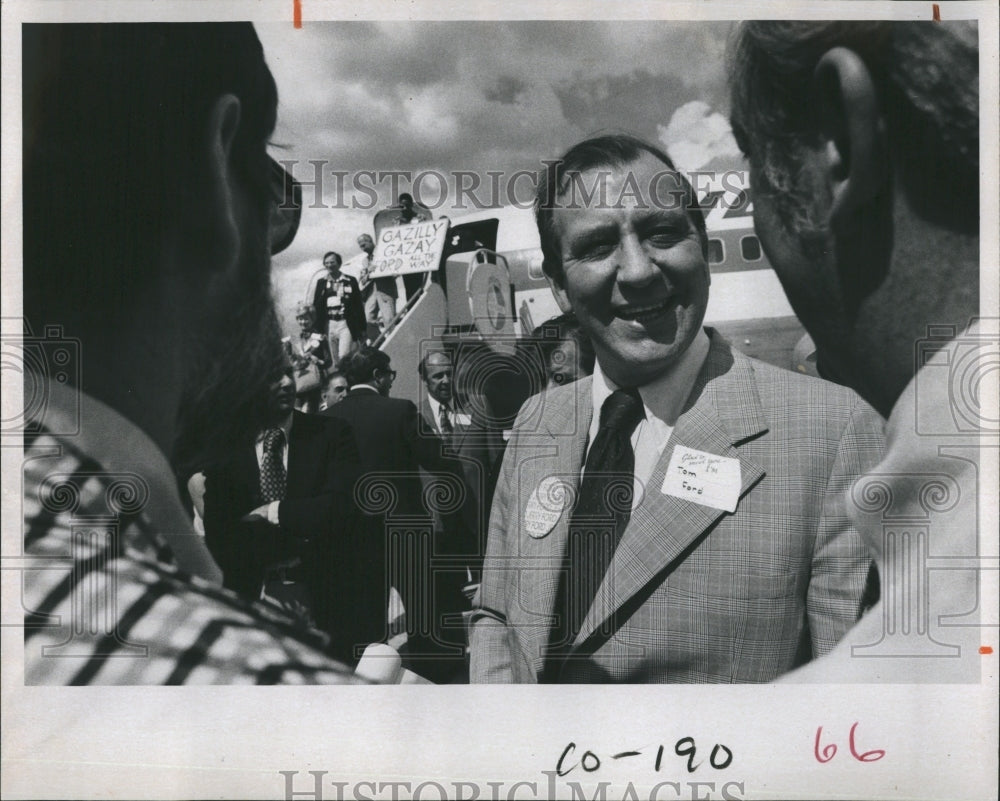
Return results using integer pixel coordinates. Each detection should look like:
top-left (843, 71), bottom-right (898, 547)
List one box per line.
top-left (173, 283), bottom-right (284, 471)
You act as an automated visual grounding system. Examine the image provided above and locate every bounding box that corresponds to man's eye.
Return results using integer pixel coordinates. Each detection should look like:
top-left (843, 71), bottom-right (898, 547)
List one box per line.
top-left (575, 241), bottom-right (617, 260)
top-left (646, 229), bottom-right (683, 248)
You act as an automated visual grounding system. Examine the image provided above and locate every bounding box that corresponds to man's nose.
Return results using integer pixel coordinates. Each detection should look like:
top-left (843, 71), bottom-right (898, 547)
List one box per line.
top-left (617, 233), bottom-right (659, 287)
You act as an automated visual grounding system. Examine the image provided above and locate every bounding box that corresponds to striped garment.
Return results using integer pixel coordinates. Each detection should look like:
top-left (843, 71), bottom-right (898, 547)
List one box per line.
top-left (21, 425), bottom-right (359, 685)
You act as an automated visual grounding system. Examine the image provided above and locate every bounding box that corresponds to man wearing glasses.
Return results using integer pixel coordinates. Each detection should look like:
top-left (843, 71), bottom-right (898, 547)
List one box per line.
top-left (20, 23), bottom-right (363, 683)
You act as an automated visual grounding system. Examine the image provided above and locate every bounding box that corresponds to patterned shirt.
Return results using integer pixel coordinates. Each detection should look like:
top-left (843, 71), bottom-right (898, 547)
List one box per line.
top-left (21, 380), bottom-right (360, 684)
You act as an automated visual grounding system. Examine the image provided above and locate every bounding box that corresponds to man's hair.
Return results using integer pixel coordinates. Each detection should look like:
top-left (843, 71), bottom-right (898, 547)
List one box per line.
top-left (728, 21), bottom-right (979, 236)
top-left (418, 350), bottom-right (452, 381)
top-left (340, 347), bottom-right (391, 387)
top-left (531, 312), bottom-right (597, 375)
top-left (398, 193), bottom-right (414, 204)
top-left (24, 23), bottom-right (285, 474)
top-left (323, 251), bottom-right (342, 265)
top-left (23, 23), bottom-right (279, 334)
top-left (534, 134), bottom-right (708, 283)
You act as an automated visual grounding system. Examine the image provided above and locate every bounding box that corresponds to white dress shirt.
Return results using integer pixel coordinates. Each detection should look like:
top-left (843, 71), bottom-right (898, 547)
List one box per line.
top-left (426, 395), bottom-right (450, 435)
top-left (587, 328), bottom-right (710, 508)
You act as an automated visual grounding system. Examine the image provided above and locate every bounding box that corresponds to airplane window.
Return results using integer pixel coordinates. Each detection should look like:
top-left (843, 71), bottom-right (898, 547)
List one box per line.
top-left (707, 238), bottom-right (724, 264)
top-left (740, 235), bottom-right (762, 261)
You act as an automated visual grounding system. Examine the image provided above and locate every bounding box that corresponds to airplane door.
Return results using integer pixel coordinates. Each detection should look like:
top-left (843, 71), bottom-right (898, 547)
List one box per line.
top-left (466, 250), bottom-right (516, 355)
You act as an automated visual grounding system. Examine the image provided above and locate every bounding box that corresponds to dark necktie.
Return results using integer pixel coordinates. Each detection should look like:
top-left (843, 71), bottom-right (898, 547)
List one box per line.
top-left (438, 404), bottom-right (453, 435)
top-left (259, 428), bottom-right (287, 503)
top-left (543, 388), bottom-right (644, 681)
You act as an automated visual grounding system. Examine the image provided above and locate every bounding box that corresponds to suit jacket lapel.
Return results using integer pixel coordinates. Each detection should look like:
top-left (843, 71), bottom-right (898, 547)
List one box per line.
top-left (285, 413), bottom-right (309, 496)
top-left (418, 399), bottom-right (439, 440)
top-left (236, 441), bottom-right (261, 505)
top-left (573, 335), bottom-right (769, 648)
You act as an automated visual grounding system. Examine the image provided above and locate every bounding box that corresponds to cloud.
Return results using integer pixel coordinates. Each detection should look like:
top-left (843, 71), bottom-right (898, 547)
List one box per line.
top-left (658, 100), bottom-right (742, 172)
top-left (255, 21), bottom-right (734, 334)
top-left (484, 75), bottom-right (528, 105)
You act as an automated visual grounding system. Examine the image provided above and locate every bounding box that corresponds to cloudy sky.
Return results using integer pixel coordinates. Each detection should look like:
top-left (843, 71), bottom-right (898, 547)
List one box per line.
top-left (255, 21), bottom-right (742, 331)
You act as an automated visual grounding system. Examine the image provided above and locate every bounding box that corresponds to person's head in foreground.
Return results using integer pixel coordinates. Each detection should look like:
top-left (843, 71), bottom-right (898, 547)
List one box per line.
top-left (24, 22), bottom-right (297, 471)
top-left (20, 23), bottom-right (366, 686)
top-left (728, 20), bottom-right (979, 416)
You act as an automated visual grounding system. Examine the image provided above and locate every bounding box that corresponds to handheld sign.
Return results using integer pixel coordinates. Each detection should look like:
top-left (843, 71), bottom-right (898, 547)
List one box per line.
top-left (370, 220), bottom-right (450, 278)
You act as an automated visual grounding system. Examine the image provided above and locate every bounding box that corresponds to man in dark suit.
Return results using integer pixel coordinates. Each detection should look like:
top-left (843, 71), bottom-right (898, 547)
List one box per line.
top-left (418, 350), bottom-right (504, 575)
top-left (324, 347), bottom-right (470, 680)
top-left (203, 361), bottom-right (383, 665)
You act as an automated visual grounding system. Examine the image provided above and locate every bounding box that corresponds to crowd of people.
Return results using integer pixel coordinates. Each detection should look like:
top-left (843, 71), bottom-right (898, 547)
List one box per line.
top-left (19, 20), bottom-right (987, 688)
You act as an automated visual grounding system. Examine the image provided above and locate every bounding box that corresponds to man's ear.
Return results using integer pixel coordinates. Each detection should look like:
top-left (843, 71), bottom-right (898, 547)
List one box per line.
top-left (203, 94), bottom-right (243, 274)
top-left (544, 265), bottom-right (574, 314)
top-left (812, 47), bottom-right (888, 226)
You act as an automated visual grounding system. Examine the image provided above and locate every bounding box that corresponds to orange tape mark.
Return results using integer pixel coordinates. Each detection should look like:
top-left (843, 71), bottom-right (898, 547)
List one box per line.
top-left (294, 0), bottom-right (302, 28)
top-left (980, 646), bottom-right (993, 655)
top-left (932, 3), bottom-right (941, 21)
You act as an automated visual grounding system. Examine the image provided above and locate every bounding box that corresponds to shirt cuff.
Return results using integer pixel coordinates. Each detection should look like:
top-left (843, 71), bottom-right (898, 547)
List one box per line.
top-left (267, 500), bottom-right (281, 526)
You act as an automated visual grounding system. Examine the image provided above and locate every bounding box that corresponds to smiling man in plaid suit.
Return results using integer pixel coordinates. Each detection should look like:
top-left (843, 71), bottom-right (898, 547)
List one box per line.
top-left (470, 134), bottom-right (885, 683)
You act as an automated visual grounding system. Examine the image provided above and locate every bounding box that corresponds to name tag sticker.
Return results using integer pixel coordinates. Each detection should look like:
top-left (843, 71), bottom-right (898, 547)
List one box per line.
top-left (661, 445), bottom-right (741, 513)
top-left (454, 412), bottom-right (472, 427)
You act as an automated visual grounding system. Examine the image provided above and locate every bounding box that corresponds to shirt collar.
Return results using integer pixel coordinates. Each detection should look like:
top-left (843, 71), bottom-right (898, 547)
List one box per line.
top-left (351, 384), bottom-right (379, 394)
top-left (591, 327), bottom-right (710, 429)
top-left (257, 412), bottom-right (293, 443)
top-left (427, 394), bottom-right (452, 418)
top-left (41, 379), bottom-right (223, 584)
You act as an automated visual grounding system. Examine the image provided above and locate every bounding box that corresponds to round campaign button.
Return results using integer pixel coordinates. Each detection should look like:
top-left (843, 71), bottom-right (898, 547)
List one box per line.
top-left (524, 475), bottom-right (573, 539)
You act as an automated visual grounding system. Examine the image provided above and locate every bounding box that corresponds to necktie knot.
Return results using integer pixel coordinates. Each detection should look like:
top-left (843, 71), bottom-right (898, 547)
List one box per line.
top-left (599, 388), bottom-right (643, 433)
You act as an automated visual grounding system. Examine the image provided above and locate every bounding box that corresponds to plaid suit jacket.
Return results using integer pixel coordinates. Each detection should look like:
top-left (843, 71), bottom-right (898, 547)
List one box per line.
top-left (470, 332), bottom-right (885, 683)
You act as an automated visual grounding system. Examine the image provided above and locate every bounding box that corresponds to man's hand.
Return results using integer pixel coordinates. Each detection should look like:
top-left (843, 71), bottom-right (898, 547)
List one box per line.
top-left (241, 504), bottom-right (272, 523)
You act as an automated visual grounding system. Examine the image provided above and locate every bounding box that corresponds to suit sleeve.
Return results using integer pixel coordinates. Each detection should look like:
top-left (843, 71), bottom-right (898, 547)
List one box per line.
top-left (346, 276), bottom-right (367, 340)
top-left (808, 394), bottom-right (886, 657)
top-left (312, 278), bottom-right (327, 329)
top-left (407, 402), bottom-right (463, 478)
top-left (203, 466), bottom-right (287, 599)
top-left (468, 415), bottom-right (521, 683)
top-left (405, 401), bottom-right (472, 553)
top-left (315, 336), bottom-right (333, 372)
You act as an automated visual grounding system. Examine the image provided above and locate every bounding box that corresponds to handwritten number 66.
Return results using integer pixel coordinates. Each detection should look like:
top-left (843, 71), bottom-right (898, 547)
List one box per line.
top-left (814, 722), bottom-right (886, 763)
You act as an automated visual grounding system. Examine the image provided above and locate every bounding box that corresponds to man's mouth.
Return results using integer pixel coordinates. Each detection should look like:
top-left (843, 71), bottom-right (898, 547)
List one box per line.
top-left (616, 298), bottom-right (674, 323)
